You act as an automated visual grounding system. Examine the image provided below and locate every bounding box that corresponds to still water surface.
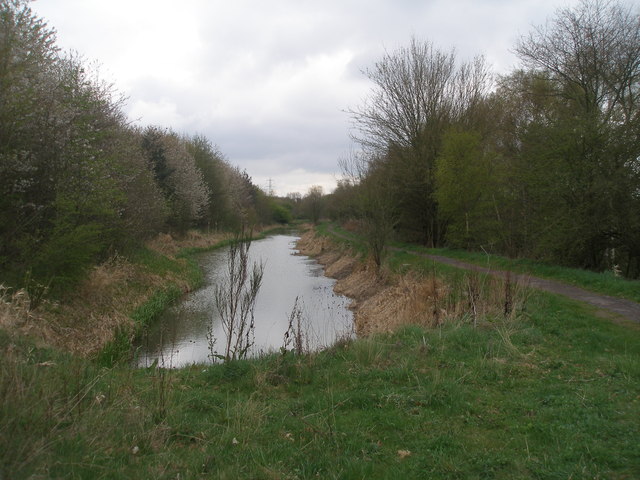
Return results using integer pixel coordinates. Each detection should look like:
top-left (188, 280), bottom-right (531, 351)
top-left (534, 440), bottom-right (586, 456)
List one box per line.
top-left (135, 234), bottom-right (353, 367)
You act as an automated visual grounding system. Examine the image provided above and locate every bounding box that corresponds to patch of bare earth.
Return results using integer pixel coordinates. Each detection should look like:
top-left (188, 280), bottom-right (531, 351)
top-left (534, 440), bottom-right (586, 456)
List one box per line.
top-left (296, 230), bottom-right (449, 336)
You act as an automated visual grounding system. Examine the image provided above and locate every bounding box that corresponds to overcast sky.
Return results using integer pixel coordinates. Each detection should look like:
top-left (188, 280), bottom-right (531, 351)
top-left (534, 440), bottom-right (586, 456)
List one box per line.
top-left (33, 0), bottom-right (583, 196)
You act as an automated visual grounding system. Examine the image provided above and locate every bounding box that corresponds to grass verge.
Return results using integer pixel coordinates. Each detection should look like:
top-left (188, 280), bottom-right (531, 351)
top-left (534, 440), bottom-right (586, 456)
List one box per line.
top-left (403, 244), bottom-right (640, 303)
top-left (324, 221), bottom-right (640, 303)
top-left (2, 291), bottom-right (639, 479)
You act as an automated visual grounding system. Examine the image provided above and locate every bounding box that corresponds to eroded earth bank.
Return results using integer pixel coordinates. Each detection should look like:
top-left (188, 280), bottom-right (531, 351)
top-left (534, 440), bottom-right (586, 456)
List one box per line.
top-left (296, 229), bottom-right (452, 336)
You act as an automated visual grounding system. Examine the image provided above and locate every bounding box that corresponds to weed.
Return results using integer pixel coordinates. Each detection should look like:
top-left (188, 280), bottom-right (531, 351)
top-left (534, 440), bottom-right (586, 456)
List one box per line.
top-left (282, 296), bottom-right (309, 356)
top-left (210, 227), bottom-right (265, 362)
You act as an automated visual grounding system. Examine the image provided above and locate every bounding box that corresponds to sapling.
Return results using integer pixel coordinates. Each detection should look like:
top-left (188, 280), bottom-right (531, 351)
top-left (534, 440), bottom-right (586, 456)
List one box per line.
top-left (209, 227), bottom-right (264, 362)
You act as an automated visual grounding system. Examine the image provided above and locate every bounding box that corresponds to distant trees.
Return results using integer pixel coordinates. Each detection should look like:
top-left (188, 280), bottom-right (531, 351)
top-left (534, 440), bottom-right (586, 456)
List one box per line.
top-left (303, 185), bottom-right (325, 224)
top-left (333, 0), bottom-right (640, 277)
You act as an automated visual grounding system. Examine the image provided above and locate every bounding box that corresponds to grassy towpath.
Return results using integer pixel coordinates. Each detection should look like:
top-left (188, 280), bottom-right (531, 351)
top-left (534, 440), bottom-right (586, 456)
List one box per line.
top-left (324, 223), bottom-right (640, 324)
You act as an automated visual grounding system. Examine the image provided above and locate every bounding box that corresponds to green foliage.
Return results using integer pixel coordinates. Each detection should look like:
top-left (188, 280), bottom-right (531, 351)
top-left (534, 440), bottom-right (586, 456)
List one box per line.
top-left (0, 2), bottom-right (268, 299)
top-left (270, 200), bottom-right (293, 224)
top-left (31, 222), bottom-right (109, 297)
top-left (338, 2), bottom-right (640, 277)
top-left (435, 128), bottom-right (497, 249)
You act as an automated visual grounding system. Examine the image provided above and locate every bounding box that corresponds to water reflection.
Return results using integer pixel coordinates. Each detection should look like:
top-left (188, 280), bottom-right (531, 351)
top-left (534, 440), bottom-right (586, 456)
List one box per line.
top-left (134, 234), bottom-right (353, 367)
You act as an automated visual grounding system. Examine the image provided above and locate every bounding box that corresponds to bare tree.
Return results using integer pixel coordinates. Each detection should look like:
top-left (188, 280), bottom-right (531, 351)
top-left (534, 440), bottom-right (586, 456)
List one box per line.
top-left (350, 37), bottom-right (491, 152)
top-left (348, 37), bottom-right (492, 246)
top-left (515, 0), bottom-right (640, 123)
top-left (211, 227), bottom-right (264, 361)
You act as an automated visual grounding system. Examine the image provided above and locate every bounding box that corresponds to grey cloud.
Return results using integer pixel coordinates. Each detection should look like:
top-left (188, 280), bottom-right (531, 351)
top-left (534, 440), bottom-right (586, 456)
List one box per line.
top-left (33, 0), bottom-right (585, 194)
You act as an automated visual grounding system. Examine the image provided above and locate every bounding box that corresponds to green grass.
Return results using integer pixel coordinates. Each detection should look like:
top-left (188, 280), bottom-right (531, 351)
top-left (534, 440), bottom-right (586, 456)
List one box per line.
top-left (316, 222), bottom-right (368, 258)
top-left (2, 291), bottom-right (639, 479)
top-left (3, 225), bottom-right (639, 478)
top-left (92, 247), bottom-right (205, 367)
top-left (402, 245), bottom-right (640, 303)
top-left (323, 221), bottom-right (640, 303)
top-left (96, 285), bottom-right (185, 367)
top-left (131, 247), bottom-right (194, 278)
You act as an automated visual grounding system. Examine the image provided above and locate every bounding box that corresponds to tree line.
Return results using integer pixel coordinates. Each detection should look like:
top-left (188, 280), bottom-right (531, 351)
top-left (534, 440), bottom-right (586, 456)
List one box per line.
top-left (327, 0), bottom-right (640, 278)
top-left (0, 0), bottom-right (293, 296)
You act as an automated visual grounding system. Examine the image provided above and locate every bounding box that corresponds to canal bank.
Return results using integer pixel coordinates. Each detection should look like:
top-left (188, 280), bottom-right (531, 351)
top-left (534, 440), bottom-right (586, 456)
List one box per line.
top-left (296, 229), bottom-right (453, 336)
top-left (4, 227), bottom-right (640, 478)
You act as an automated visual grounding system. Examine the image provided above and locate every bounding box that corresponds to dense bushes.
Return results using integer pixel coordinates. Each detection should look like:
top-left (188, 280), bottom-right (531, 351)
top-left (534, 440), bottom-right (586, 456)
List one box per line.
top-left (0, 1), bottom-right (285, 297)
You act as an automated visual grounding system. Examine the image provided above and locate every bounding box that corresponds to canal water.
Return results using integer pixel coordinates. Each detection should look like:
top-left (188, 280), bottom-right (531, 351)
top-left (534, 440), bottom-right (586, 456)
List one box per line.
top-left (134, 234), bottom-right (354, 367)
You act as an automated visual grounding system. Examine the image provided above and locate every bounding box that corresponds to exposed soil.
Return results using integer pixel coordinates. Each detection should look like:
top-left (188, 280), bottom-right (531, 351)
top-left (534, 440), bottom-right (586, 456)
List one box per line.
top-left (297, 231), bottom-right (461, 336)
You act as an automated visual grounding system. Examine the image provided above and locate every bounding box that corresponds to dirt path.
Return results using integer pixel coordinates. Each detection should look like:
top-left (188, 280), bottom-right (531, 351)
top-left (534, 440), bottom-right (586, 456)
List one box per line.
top-left (326, 226), bottom-right (640, 324)
top-left (403, 250), bottom-right (640, 323)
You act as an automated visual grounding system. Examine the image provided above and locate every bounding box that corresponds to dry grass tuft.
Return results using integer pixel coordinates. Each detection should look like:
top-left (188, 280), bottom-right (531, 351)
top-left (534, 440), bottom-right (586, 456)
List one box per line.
top-left (297, 230), bottom-right (448, 335)
top-left (1, 251), bottom-right (178, 356)
top-left (297, 229), bottom-right (530, 337)
top-left (0, 285), bottom-right (59, 351)
top-left (355, 274), bottom-right (444, 335)
top-left (333, 258), bottom-right (383, 304)
top-left (296, 230), bottom-right (333, 257)
top-left (2, 255), bottom-right (149, 355)
top-left (177, 230), bottom-right (232, 251)
top-left (146, 233), bottom-right (179, 257)
top-left (324, 255), bottom-right (358, 280)
top-left (145, 230), bottom-right (231, 258)
top-left (0, 285), bottom-right (30, 329)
